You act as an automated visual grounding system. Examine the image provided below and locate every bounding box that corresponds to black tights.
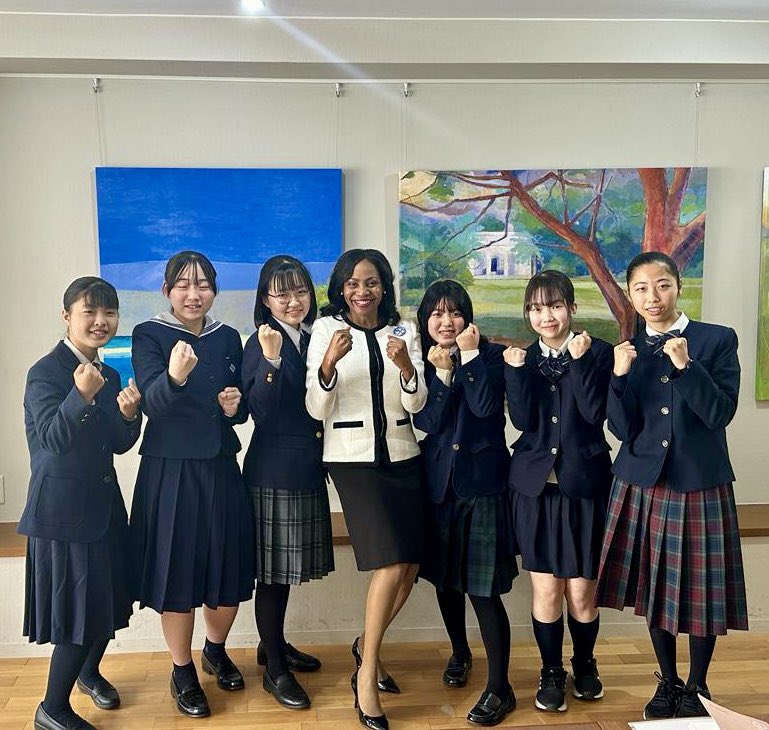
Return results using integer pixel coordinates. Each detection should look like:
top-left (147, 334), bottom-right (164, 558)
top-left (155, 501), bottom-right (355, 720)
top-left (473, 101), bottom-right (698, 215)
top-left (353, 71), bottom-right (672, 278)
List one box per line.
top-left (43, 638), bottom-right (109, 721)
top-left (649, 627), bottom-right (717, 688)
top-left (437, 589), bottom-right (511, 695)
top-left (255, 582), bottom-right (291, 678)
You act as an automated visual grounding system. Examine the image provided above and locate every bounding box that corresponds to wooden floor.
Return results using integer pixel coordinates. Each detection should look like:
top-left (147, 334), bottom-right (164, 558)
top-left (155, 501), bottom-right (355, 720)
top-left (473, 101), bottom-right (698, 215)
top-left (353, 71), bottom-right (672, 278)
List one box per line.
top-left (1, 635), bottom-right (767, 729)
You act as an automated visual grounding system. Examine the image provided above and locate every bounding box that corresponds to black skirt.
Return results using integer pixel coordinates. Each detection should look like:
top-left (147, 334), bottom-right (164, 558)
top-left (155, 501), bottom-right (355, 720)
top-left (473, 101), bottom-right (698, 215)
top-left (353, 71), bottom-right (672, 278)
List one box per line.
top-left (24, 487), bottom-right (132, 645)
top-left (251, 486), bottom-right (334, 585)
top-left (330, 457), bottom-right (425, 571)
top-left (421, 489), bottom-right (516, 597)
top-left (512, 483), bottom-right (608, 580)
top-left (130, 454), bottom-right (255, 613)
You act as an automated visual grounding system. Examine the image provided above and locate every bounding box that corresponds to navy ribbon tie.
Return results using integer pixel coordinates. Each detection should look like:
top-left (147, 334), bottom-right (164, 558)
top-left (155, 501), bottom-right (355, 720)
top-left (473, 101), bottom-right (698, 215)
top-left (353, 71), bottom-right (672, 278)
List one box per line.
top-left (537, 352), bottom-right (571, 382)
top-left (299, 330), bottom-right (310, 360)
top-left (645, 329), bottom-right (681, 357)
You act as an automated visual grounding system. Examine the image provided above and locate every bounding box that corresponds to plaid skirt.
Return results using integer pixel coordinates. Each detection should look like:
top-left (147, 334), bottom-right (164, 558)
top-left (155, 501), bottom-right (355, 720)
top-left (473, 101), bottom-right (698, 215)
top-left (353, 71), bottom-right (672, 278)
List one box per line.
top-left (251, 486), bottom-right (334, 585)
top-left (420, 489), bottom-right (517, 598)
top-left (595, 478), bottom-right (748, 636)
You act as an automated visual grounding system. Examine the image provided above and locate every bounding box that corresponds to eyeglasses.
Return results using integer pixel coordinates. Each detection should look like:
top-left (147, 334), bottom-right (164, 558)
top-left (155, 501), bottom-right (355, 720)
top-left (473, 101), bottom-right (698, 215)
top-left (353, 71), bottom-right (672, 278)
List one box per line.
top-left (267, 288), bottom-right (311, 305)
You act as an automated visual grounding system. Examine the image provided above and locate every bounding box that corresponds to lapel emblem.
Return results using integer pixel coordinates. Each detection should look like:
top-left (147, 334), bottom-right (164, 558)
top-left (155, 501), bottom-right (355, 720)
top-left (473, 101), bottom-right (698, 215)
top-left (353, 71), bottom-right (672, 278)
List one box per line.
top-left (392, 325), bottom-right (406, 336)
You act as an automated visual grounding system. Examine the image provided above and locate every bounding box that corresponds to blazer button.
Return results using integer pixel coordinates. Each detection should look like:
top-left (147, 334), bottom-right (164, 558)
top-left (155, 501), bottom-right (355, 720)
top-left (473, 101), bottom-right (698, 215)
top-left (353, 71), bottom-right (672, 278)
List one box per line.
top-left (103, 475), bottom-right (112, 484)
top-left (452, 443), bottom-right (460, 451)
top-left (551, 416), bottom-right (558, 423)
top-left (660, 375), bottom-right (669, 383)
top-left (550, 384), bottom-right (557, 392)
top-left (211, 412), bottom-right (218, 419)
top-left (209, 376), bottom-right (215, 383)
top-left (661, 439), bottom-right (669, 448)
top-left (266, 373), bottom-right (274, 383)
top-left (550, 447), bottom-right (558, 455)
top-left (316, 431), bottom-right (322, 438)
top-left (660, 406), bottom-right (670, 415)
top-left (467, 375), bottom-right (475, 382)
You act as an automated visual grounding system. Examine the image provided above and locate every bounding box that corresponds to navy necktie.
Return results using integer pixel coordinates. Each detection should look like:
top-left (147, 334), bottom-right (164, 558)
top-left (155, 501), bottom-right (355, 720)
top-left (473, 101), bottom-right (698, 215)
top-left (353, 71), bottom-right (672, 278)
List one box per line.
top-left (299, 330), bottom-right (310, 360)
top-left (645, 329), bottom-right (681, 357)
top-left (537, 351), bottom-right (571, 382)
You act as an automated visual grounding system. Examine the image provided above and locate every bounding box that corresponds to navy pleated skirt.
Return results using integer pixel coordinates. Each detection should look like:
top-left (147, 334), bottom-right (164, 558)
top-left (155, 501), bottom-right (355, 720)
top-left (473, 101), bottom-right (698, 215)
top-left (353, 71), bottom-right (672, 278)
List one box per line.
top-left (24, 487), bottom-right (132, 645)
top-left (512, 483), bottom-right (608, 580)
top-left (130, 454), bottom-right (255, 613)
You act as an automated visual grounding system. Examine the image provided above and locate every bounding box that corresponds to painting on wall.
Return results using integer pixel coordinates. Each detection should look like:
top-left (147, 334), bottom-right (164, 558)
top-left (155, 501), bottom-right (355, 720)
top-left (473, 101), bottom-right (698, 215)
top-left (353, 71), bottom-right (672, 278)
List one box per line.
top-left (757, 169), bottom-right (769, 400)
top-left (96, 167), bottom-right (343, 383)
top-left (399, 168), bottom-right (707, 344)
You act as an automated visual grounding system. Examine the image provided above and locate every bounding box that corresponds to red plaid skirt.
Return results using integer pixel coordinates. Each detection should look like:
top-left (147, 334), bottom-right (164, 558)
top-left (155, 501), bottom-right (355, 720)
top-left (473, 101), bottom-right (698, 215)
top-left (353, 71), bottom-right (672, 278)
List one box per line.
top-left (594, 479), bottom-right (748, 636)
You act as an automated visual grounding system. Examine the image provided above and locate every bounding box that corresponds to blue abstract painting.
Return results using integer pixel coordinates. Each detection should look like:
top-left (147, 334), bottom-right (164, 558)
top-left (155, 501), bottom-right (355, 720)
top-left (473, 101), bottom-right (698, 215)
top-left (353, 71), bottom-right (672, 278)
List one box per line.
top-left (95, 167), bottom-right (343, 384)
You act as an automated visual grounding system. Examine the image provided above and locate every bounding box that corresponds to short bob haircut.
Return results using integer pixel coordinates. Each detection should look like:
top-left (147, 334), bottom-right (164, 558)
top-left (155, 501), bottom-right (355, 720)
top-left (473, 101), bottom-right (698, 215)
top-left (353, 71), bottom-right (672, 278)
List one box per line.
top-left (164, 250), bottom-right (218, 295)
top-left (320, 248), bottom-right (400, 326)
top-left (416, 279), bottom-right (478, 361)
top-left (625, 251), bottom-right (681, 288)
top-left (522, 269), bottom-right (576, 330)
top-left (63, 276), bottom-right (119, 312)
top-left (253, 255), bottom-right (317, 328)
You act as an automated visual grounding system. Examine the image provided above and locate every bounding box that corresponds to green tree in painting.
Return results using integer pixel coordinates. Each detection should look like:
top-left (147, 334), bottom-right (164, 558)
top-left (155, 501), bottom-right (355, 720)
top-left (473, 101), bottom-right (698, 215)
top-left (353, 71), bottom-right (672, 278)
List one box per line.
top-left (400, 168), bottom-right (706, 339)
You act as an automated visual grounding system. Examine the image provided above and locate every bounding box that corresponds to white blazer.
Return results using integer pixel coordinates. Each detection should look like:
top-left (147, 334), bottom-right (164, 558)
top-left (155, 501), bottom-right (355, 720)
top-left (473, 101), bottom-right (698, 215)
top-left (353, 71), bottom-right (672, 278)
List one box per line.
top-left (306, 315), bottom-right (426, 464)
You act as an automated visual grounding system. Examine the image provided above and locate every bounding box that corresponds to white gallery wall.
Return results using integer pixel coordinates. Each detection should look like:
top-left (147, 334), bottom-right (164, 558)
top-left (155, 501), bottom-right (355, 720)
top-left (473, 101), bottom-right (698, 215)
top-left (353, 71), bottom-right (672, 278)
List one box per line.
top-left (1, 8), bottom-right (769, 654)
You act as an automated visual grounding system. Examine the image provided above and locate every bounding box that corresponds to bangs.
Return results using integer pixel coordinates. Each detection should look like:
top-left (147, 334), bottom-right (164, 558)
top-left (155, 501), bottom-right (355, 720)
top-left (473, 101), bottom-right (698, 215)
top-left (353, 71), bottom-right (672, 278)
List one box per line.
top-left (433, 296), bottom-right (464, 317)
top-left (270, 266), bottom-right (311, 293)
top-left (525, 283), bottom-right (567, 309)
top-left (82, 284), bottom-right (119, 310)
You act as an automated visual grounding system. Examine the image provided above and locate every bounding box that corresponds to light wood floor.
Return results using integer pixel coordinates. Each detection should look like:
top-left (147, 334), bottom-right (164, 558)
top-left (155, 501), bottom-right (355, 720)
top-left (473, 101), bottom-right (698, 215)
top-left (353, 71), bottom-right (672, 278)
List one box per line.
top-left (1, 635), bottom-right (767, 729)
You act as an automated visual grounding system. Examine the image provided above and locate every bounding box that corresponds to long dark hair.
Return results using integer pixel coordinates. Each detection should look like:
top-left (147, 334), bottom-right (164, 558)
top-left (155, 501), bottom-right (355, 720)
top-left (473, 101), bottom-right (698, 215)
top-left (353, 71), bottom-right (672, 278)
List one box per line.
top-left (63, 276), bottom-right (119, 311)
top-left (253, 255), bottom-right (317, 328)
top-left (625, 251), bottom-right (681, 337)
top-left (416, 279), bottom-right (477, 362)
top-left (320, 248), bottom-right (400, 325)
top-left (164, 250), bottom-right (218, 295)
top-left (522, 269), bottom-right (575, 335)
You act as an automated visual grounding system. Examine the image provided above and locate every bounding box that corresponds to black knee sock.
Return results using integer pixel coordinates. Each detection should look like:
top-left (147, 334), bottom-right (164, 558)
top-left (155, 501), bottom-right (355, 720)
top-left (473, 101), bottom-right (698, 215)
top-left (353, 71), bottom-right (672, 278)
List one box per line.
top-left (255, 582), bottom-right (291, 678)
top-left (687, 635), bottom-right (716, 689)
top-left (649, 627), bottom-right (678, 680)
top-left (436, 589), bottom-right (471, 660)
top-left (567, 613), bottom-right (599, 664)
top-left (43, 641), bottom-right (94, 721)
top-left (77, 638), bottom-right (109, 687)
top-left (469, 595), bottom-right (510, 696)
top-left (532, 614), bottom-right (564, 668)
top-left (173, 660), bottom-right (198, 688)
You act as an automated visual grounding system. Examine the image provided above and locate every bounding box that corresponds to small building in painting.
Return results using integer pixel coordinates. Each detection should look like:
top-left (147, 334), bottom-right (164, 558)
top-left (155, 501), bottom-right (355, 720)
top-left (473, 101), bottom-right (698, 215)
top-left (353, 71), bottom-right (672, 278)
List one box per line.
top-left (467, 230), bottom-right (541, 278)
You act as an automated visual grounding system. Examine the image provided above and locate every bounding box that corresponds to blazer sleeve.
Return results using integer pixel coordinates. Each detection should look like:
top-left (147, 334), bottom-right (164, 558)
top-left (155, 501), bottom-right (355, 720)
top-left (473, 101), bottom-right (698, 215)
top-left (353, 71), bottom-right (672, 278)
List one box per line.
top-left (305, 321), bottom-right (337, 421)
top-left (457, 345), bottom-right (504, 419)
top-left (412, 371), bottom-right (452, 434)
top-left (504, 362), bottom-right (537, 432)
top-left (25, 369), bottom-right (96, 455)
top-left (242, 333), bottom-right (282, 426)
top-left (400, 324), bottom-right (427, 413)
top-left (672, 328), bottom-right (740, 430)
top-left (607, 371), bottom-right (641, 442)
top-left (569, 344), bottom-right (612, 427)
top-left (132, 325), bottom-right (187, 419)
top-left (222, 330), bottom-right (248, 425)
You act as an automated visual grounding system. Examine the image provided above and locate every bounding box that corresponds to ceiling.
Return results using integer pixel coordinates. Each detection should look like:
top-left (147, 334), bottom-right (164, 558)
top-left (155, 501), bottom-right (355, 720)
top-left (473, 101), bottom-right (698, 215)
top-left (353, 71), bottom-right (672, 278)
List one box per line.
top-left (2, 0), bottom-right (769, 20)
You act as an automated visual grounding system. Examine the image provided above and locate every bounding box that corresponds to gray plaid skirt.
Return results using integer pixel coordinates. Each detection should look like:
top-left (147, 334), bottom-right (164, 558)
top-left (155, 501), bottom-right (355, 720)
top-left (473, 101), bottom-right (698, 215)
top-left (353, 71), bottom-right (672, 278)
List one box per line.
top-left (595, 478), bottom-right (748, 636)
top-left (420, 489), bottom-right (517, 598)
top-left (251, 486), bottom-right (334, 585)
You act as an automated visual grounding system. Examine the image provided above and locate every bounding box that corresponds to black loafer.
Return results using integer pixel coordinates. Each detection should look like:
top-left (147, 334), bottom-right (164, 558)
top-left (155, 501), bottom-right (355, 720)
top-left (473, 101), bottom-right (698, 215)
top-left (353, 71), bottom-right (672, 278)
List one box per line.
top-left (263, 670), bottom-right (311, 709)
top-left (443, 654), bottom-right (472, 688)
top-left (34, 704), bottom-right (95, 730)
top-left (201, 650), bottom-right (245, 691)
top-left (169, 674), bottom-right (211, 718)
top-left (467, 686), bottom-right (517, 726)
top-left (76, 676), bottom-right (121, 710)
top-left (257, 641), bottom-right (321, 673)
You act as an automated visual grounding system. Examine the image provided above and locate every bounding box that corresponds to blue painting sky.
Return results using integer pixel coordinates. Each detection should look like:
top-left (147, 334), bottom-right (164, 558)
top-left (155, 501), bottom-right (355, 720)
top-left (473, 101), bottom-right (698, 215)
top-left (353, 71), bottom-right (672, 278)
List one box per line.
top-left (96, 167), bottom-right (343, 290)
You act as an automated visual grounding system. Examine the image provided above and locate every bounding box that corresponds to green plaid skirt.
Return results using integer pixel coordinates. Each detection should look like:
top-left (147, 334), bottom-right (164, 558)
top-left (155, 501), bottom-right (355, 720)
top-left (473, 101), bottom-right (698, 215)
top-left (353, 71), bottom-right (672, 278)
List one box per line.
top-left (420, 489), bottom-right (517, 598)
top-left (251, 486), bottom-right (334, 585)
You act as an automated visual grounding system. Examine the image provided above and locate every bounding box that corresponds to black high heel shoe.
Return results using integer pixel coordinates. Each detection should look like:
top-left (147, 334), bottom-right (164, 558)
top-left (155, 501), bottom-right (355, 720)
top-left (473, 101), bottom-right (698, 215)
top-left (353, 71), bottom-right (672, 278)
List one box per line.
top-left (351, 670), bottom-right (389, 730)
top-left (352, 637), bottom-right (401, 695)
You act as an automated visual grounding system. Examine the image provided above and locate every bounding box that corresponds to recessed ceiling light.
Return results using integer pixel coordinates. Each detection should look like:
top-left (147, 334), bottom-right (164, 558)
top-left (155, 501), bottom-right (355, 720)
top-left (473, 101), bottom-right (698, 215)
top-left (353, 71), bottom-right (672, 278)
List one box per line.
top-left (241, 0), bottom-right (266, 12)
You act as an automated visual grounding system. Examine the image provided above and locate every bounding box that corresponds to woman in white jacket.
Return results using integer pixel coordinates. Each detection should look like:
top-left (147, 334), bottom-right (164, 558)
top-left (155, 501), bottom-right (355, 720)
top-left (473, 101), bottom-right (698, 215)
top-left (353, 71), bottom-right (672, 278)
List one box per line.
top-left (306, 249), bottom-right (426, 730)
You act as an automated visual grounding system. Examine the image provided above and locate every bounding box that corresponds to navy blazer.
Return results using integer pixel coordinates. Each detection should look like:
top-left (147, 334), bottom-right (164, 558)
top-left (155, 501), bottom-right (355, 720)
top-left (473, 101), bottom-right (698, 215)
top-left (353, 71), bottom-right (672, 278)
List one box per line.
top-left (506, 337), bottom-right (613, 499)
top-left (413, 341), bottom-right (510, 504)
top-left (18, 341), bottom-right (141, 542)
top-left (608, 320), bottom-right (739, 492)
top-left (241, 318), bottom-right (325, 493)
top-left (132, 317), bottom-right (246, 460)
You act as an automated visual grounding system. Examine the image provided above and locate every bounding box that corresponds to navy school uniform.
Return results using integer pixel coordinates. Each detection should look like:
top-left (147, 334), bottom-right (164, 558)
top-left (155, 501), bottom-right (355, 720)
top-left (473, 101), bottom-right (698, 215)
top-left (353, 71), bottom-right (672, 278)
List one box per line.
top-left (20, 341), bottom-right (141, 644)
top-left (129, 313), bottom-right (254, 613)
top-left (413, 340), bottom-right (516, 598)
top-left (595, 317), bottom-right (748, 636)
top-left (241, 316), bottom-right (334, 585)
top-left (505, 334), bottom-right (613, 579)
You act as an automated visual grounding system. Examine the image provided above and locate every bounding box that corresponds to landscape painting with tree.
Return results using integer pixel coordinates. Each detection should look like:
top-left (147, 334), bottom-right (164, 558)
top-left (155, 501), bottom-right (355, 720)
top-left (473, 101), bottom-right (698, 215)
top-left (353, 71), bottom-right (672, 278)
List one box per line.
top-left (399, 168), bottom-right (707, 344)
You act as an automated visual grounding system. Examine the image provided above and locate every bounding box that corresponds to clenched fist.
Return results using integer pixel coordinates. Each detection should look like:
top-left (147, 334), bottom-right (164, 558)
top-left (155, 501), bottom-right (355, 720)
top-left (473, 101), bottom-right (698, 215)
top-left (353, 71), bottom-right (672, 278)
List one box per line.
top-left (455, 323), bottom-right (480, 352)
top-left (117, 377), bottom-right (141, 420)
top-left (613, 341), bottom-right (637, 376)
top-left (568, 331), bottom-right (592, 360)
top-left (662, 336), bottom-right (690, 370)
top-left (218, 386), bottom-right (242, 417)
top-left (74, 362), bottom-right (105, 403)
top-left (168, 340), bottom-right (198, 385)
top-left (428, 344), bottom-right (453, 371)
top-left (258, 323), bottom-right (283, 360)
top-left (503, 346), bottom-right (527, 367)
